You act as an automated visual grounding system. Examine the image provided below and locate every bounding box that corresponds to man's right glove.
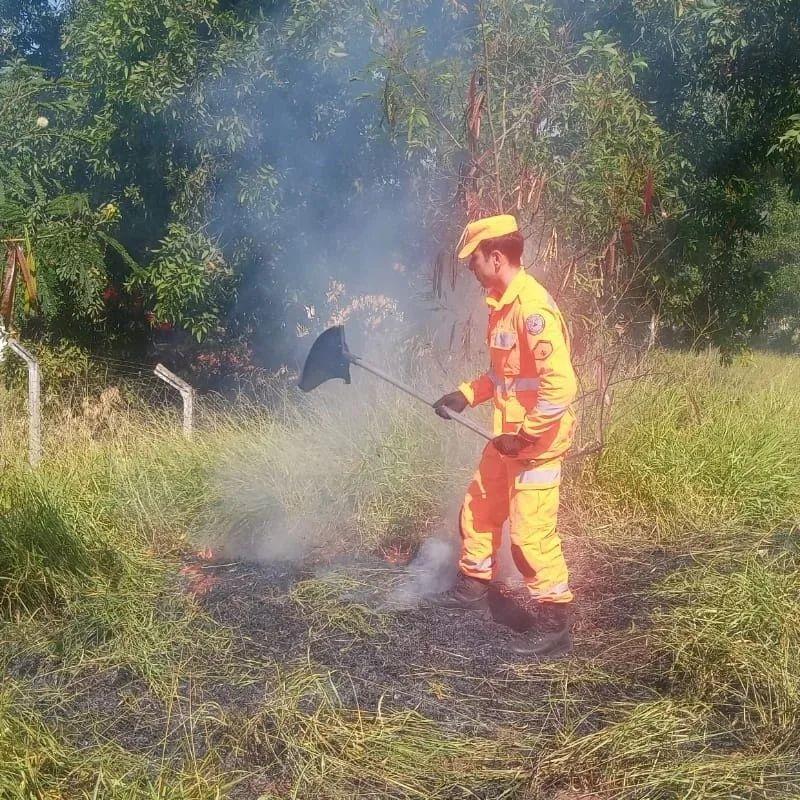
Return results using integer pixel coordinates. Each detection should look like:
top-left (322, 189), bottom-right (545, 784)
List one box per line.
top-left (491, 430), bottom-right (538, 457)
top-left (433, 390), bottom-right (469, 420)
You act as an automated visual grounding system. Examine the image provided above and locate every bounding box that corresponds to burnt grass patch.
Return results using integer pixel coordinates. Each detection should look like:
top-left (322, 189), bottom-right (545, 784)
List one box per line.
top-left (0, 540), bottom-right (731, 798)
top-left (196, 537), bottom-right (682, 733)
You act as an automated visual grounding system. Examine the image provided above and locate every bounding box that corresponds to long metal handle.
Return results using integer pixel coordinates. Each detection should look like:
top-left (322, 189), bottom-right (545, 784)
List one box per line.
top-left (348, 354), bottom-right (493, 442)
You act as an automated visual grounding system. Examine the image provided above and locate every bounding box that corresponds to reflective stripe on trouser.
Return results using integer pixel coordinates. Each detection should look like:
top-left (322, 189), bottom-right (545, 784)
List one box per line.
top-left (458, 444), bottom-right (573, 603)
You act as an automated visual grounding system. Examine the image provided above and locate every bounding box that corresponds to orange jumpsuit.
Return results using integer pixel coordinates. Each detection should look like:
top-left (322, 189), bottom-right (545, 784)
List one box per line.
top-left (457, 269), bottom-right (577, 603)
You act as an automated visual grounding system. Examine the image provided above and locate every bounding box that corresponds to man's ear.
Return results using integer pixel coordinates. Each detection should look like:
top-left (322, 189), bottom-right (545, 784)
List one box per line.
top-left (491, 249), bottom-right (502, 271)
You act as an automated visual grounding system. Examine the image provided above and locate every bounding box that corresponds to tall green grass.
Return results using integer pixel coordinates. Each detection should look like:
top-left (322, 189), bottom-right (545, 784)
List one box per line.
top-left (652, 552), bottom-right (800, 746)
top-left (575, 352), bottom-right (800, 546)
top-left (0, 468), bottom-right (122, 614)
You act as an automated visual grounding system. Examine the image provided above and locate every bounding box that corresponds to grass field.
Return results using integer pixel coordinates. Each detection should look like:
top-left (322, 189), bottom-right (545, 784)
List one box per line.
top-left (0, 349), bottom-right (798, 799)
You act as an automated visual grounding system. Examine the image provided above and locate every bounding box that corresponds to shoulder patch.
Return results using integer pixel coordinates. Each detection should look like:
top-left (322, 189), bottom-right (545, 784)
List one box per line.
top-left (533, 341), bottom-right (553, 360)
top-left (525, 314), bottom-right (546, 336)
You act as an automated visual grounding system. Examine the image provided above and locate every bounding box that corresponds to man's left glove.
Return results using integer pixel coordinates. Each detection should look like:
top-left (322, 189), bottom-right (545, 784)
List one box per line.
top-left (492, 431), bottom-right (538, 457)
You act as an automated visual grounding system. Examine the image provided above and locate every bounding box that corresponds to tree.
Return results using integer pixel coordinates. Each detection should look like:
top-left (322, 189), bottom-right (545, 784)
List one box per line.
top-left (563, 0), bottom-right (800, 350)
top-left (0, 57), bottom-right (127, 335)
top-left (0, 0), bottom-right (64, 70)
top-left (367, 0), bottom-right (668, 357)
top-left (3, 0), bottom-right (800, 363)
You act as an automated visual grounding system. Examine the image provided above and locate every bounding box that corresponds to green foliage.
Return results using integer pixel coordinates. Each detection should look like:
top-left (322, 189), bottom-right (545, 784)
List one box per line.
top-left (743, 187), bottom-right (800, 351)
top-left (374, 1), bottom-right (665, 242)
top-left (0, 0), bottom-right (271, 342)
top-left (2, 340), bottom-right (90, 390)
top-left (3, 0), bottom-right (800, 355)
top-left (0, 1), bottom-right (62, 66)
top-left (0, 59), bottom-right (130, 332)
top-left (129, 224), bottom-right (235, 341)
top-left (576, 0), bottom-right (800, 349)
top-left (58, 0), bottom-right (272, 340)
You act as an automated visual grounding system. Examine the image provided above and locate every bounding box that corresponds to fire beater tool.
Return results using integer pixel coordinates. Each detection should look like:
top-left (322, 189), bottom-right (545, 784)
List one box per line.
top-left (298, 325), bottom-right (492, 441)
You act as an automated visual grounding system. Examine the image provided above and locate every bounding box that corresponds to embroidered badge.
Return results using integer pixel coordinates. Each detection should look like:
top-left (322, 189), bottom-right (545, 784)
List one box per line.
top-left (533, 341), bottom-right (553, 360)
top-left (525, 314), bottom-right (545, 336)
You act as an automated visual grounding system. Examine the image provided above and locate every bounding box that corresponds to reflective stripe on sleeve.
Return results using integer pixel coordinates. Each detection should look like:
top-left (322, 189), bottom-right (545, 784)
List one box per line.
top-left (492, 331), bottom-right (517, 349)
top-left (491, 374), bottom-right (541, 396)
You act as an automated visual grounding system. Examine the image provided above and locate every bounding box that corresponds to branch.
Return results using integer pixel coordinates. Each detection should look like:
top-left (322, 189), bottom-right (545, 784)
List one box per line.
top-left (478, 0), bottom-right (503, 211)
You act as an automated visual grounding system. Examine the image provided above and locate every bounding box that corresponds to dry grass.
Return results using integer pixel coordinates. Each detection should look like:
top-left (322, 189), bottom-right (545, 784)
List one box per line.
top-left (1, 348), bottom-right (799, 798)
top-left (235, 665), bottom-right (529, 799)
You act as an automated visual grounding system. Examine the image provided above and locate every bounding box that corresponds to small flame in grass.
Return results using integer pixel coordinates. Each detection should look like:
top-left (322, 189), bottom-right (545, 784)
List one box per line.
top-left (380, 543), bottom-right (414, 566)
top-left (180, 562), bottom-right (219, 597)
top-left (180, 548), bottom-right (218, 597)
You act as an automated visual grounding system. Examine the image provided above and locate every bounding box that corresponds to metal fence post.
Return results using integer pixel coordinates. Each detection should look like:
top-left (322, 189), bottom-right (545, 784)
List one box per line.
top-left (8, 339), bottom-right (42, 466)
top-left (154, 363), bottom-right (194, 438)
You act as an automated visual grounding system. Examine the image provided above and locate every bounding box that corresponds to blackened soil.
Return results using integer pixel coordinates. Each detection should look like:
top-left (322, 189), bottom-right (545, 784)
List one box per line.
top-left (203, 559), bottom-right (532, 731)
top-left (196, 539), bottom-right (680, 737)
top-left (6, 540), bottom-right (687, 798)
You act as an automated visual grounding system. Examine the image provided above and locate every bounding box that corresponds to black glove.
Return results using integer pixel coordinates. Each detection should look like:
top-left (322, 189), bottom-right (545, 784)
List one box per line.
top-left (492, 431), bottom-right (538, 457)
top-left (433, 390), bottom-right (469, 420)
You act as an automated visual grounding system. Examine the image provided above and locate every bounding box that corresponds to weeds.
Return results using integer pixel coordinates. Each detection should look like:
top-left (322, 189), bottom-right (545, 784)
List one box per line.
top-left (1, 349), bottom-right (799, 798)
top-left (237, 666), bottom-right (528, 799)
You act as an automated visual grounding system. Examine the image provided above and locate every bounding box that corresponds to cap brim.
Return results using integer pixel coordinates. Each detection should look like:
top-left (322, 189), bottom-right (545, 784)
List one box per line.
top-left (457, 217), bottom-right (520, 260)
top-left (458, 240), bottom-right (479, 260)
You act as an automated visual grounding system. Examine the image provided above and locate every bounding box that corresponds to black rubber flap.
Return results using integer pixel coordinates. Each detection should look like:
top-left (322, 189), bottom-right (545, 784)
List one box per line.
top-left (298, 325), bottom-right (352, 391)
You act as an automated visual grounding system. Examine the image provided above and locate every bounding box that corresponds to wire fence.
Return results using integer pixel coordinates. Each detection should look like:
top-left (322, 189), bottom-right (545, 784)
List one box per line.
top-left (1, 327), bottom-right (632, 468)
top-left (0, 339), bottom-right (203, 465)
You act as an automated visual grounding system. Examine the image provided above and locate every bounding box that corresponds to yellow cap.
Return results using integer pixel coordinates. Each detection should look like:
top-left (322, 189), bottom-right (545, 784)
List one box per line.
top-left (457, 214), bottom-right (519, 259)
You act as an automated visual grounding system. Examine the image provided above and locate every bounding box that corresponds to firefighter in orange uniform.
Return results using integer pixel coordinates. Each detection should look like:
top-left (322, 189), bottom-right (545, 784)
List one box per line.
top-left (433, 214), bottom-right (577, 659)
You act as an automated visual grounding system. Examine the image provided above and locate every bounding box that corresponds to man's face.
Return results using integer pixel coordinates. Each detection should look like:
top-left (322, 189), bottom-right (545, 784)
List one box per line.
top-left (467, 248), bottom-right (497, 289)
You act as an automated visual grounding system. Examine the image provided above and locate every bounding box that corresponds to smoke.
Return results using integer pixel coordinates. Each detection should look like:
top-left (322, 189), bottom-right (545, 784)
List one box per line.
top-left (193, 3), bottom-right (493, 570)
top-left (373, 536), bottom-right (456, 609)
top-left (174, 1), bottom-right (476, 369)
top-left (211, 490), bottom-right (320, 565)
top-left (202, 364), bottom-right (484, 562)
top-left (383, 524), bottom-right (525, 610)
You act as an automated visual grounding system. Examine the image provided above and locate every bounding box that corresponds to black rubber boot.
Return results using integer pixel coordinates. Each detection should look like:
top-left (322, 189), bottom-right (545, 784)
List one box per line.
top-left (508, 602), bottom-right (574, 659)
top-left (432, 572), bottom-right (490, 612)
